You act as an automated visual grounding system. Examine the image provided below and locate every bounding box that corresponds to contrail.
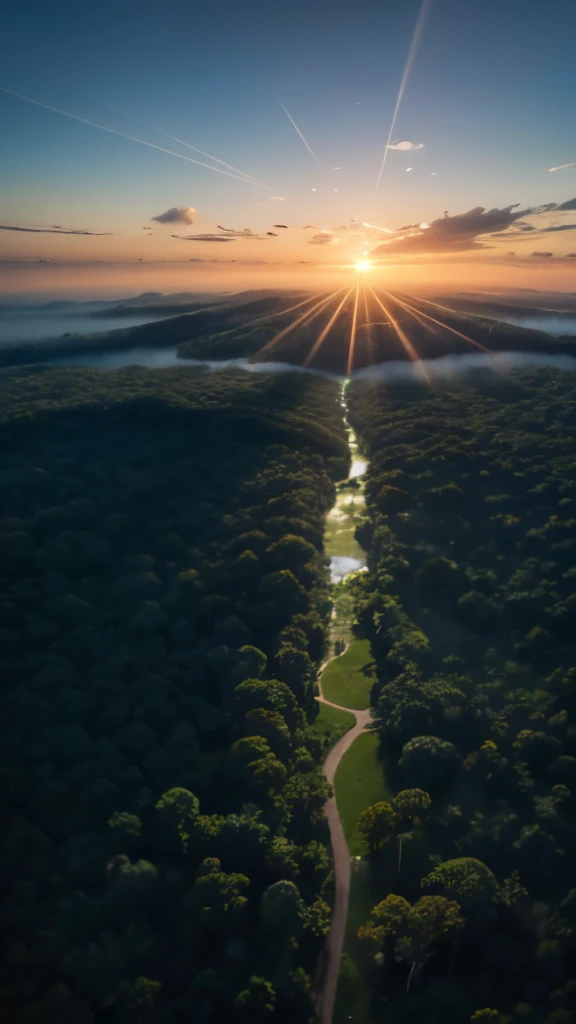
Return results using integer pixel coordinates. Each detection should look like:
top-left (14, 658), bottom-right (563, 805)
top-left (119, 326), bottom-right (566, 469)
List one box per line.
top-left (0, 86), bottom-right (273, 189)
top-left (371, 0), bottom-right (432, 209)
top-left (279, 101), bottom-right (324, 173)
top-left (96, 97), bottom-right (267, 186)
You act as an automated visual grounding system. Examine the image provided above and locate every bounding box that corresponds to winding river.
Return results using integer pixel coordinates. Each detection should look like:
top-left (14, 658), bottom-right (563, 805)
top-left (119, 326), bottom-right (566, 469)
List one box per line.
top-left (315, 382), bottom-right (371, 1024)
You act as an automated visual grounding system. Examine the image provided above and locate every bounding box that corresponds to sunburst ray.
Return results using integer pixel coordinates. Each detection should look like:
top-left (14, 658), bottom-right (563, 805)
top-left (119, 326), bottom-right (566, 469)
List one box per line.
top-left (391, 292), bottom-right (492, 355)
top-left (303, 288), bottom-right (354, 366)
top-left (256, 289), bottom-right (345, 358)
top-left (368, 288), bottom-right (422, 363)
top-left (346, 283), bottom-right (361, 376)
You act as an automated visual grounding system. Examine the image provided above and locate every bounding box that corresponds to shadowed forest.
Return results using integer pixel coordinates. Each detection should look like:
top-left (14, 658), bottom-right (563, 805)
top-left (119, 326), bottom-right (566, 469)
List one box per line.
top-left (342, 367), bottom-right (576, 1024)
top-left (0, 366), bottom-right (350, 1023)
top-left (2, 359), bottom-right (576, 1024)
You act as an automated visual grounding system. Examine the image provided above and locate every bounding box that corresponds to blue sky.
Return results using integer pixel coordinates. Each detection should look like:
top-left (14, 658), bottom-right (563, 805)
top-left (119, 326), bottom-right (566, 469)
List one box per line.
top-left (1, 0), bottom-right (576, 292)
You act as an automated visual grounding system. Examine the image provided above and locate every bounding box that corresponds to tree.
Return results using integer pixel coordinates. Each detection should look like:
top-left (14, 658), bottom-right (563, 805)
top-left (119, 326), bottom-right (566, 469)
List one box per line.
top-left (108, 811), bottom-right (142, 845)
top-left (358, 893), bottom-right (464, 988)
top-left (357, 802), bottom-right (400, 853)
top-left (126, 977), bottom-right (162, 1019)
top-left (154, 788), bottom-right (200, 853)
top-left (233, 976), bottom-right (276, 1019)
top-left (421, 857), bottom-right (498, 923)
top-left (261, 880), bottom-right (305, 936)
top-left (399, 735), bottom-right (462, 789)
top-left (393, 788), bottom-right (432, 820)
top-left (395, 895), bottom-right (464, 985)
top-left (186, 858), bottom-right (249, 928)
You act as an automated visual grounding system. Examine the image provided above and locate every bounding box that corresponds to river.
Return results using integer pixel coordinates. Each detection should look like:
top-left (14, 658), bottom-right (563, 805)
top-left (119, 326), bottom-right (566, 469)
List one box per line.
top-left (314, 382), bottom-right (371, 1024)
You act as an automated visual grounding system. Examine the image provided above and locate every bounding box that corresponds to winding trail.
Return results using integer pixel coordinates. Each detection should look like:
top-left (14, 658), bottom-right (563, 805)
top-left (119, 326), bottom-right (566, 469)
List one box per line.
top-left (315, 665), bottom-right (371, 1024)
top-left (314, 379), bottom-right (371, 1024)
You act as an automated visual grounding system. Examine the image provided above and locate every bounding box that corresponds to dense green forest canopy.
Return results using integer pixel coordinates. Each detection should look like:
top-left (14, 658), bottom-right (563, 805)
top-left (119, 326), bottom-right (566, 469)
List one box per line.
top-left (0, 365), bottom-right (349, 1022)
top-left (345, 366), bottom-right (576, 1023)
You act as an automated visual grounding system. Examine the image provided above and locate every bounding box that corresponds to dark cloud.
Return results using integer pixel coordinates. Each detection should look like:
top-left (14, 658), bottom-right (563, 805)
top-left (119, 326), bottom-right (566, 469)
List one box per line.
top-left (302, 225), bottom-right (317, 229)
top-left (531, 251), bottom-right (553, 257)
top-left (273, 224), bottom-right (288, 229)
top-left (0, 224), bottom-right (112, 236)
top-left (558, 198), bottom-right (576, 210)
top-left (567, 252), bottom-right (576, 257)
top-left (172, 234), bottom-right (235, 242)
top-left (371, 203), bottom-right (576, 256)
top-left (151, 207), bottom-right (196, 225)
top-left (541, 222), bottom-right (576, 233)
top-left (266, 232), bottom-right (278, 236)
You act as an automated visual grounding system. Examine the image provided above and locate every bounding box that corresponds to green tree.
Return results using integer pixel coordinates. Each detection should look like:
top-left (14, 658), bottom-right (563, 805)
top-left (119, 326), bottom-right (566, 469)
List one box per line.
top-left (357, 801), bottom-right (400, 853)
top-left (233, 976), bottom-right (276, 1019)
top-left (421, 857), bottom-right (498, 923)
top-left (399, 735), bottom-right (462, 789)
top-left (393, 788), bottom-right (432, 820)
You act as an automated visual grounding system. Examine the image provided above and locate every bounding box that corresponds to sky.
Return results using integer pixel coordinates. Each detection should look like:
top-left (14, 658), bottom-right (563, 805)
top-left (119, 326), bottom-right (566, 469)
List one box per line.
top-left (1, 0), bottom-right (576, 297)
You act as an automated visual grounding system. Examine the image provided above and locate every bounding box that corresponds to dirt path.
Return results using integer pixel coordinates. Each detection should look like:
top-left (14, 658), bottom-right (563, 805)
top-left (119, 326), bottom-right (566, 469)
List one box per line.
top-left (315, 664), bottom-right (371, 1024)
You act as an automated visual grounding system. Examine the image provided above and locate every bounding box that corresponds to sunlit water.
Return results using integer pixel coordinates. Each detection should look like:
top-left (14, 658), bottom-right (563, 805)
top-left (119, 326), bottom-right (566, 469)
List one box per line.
top-left (324, 382), bottom-right (368, 584)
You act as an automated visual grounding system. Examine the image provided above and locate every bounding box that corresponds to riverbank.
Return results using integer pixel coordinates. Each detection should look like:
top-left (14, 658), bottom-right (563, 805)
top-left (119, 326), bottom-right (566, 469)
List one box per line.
top-left (315, 382), bottom-right (388, 1024)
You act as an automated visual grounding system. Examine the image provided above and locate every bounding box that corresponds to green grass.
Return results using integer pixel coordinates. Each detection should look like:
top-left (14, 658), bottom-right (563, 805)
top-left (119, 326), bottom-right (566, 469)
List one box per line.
top-left (310, 702), bottom-right (355, 747)
top-left (333, 732), bottom-right (392, 1022)
top-left (321, 638), bottom-right (375, 710)
top-left (334, 731), bottom-right (392, 856)
top-left (334, 864), bottom-right (380, 1024)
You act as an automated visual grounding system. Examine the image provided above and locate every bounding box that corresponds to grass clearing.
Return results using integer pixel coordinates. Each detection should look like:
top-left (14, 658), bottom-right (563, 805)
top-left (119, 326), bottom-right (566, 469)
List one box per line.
top-left (321, 638), bottom-right (375, 710)
top-left (310, 702), bottom-right (355, 748)
top-left (334, 731), bottom-right (392, 856)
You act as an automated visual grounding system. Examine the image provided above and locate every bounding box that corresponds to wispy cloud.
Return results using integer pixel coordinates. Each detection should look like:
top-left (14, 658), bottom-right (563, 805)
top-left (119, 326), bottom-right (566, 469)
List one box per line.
top-left (172, 234), bottom-right (235, 242)
top-left (387, 140), bottom-right (424, 151)
top-left (216, 225), bottom-right (267, 238)
top-left (152, 207), bottom-right (196, 225)
top-left (0, 224), bottom-right (111, 235)
top-left (267, 196), bottom-right (286, 201)
top-left (549, 162), bottom-right (576, 172)
top-left (308, 231), bottom-right (339, 245)
top-left (531, 251), bottom-right (553, 257)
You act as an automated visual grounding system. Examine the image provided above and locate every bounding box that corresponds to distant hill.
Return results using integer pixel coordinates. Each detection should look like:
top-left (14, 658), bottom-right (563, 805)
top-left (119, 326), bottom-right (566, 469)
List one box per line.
top-left (1, 289), bottom-right (575, 374)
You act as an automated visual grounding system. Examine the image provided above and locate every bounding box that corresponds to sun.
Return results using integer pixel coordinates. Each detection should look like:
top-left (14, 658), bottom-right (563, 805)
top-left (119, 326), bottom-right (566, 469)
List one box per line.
top-left (355, 259), bottom-right (372, 273)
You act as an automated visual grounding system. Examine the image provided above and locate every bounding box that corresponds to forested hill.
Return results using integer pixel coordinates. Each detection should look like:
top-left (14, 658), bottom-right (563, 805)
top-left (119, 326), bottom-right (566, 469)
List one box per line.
top-left (0, 366), bottom-right (348, 1022)
top-left (344, 367), bottom-right (576, 1023)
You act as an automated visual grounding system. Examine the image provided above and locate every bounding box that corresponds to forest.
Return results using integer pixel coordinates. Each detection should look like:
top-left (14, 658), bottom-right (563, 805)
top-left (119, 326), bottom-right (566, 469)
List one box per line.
top-left (344, 366), bottom-right (576, 1024)
top-left (0, 365), bottom-right (350, 1023)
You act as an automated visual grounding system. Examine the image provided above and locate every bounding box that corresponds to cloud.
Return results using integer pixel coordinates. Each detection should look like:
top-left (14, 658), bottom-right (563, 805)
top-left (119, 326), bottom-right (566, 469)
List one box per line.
top-left (308, 231), bottom-right (339, 245)
top-left (151, 207), bottom-right (196, 225)
top-left (540, 222), bottom-right (576, 233)
top-left (387, 140), bottom-right (424, 151)
top-left (273, 224), bottom-right (289, 229)
top-left (0, 224), bottom-right (112, 236)
top-left (531, 251), bottom-right (553, 257)
top-left (172, 234), bottom-right (235, 242)
top-left (558, 198), bottom-right (576, 210)
top-left (267, 196), bottom-right (286, 201)
top-left (406, 167), bottom-right (413, 172)
top-left (371, 204), bottom-right (531, 256)
top-left (266, 231), bottom-right (278, 236)
top-left (567, 253), bottom-right (576, 257)
top-left (217, 225), bottom-right (258, 237)
top-left (549, 163), bottom-right (576, 172)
